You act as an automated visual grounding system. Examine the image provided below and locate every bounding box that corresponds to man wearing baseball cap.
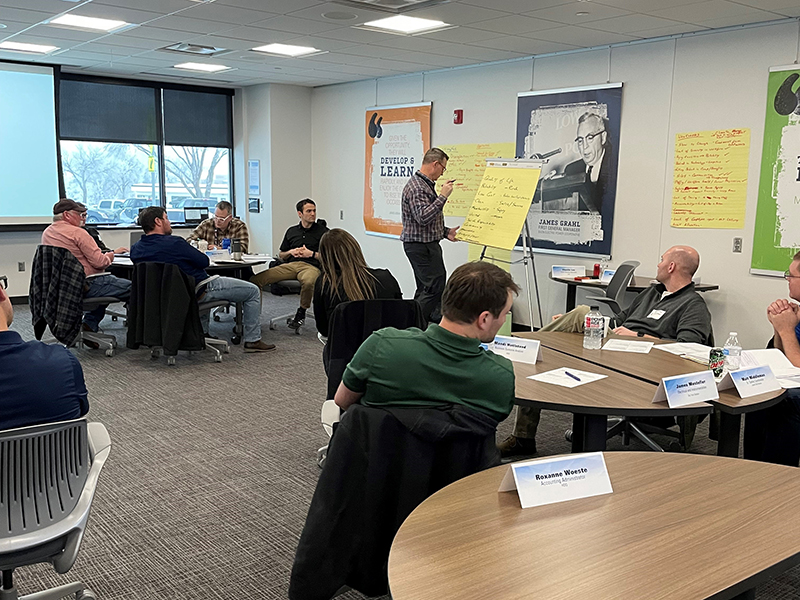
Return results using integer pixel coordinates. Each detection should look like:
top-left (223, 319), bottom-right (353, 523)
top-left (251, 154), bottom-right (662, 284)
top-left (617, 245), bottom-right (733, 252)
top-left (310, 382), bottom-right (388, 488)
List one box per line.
top-left (41, 199), bottom-right (131, 336)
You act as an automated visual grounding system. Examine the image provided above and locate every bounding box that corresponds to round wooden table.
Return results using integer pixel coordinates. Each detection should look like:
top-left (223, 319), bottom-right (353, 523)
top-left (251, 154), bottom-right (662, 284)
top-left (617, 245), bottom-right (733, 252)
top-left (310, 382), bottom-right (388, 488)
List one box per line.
top-left (388, 452), bottom-right (800, 600)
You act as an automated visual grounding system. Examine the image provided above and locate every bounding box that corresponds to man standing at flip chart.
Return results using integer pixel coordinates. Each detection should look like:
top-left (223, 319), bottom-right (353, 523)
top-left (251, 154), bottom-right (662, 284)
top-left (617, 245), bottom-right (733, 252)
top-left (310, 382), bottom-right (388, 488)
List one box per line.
top-left (400, 147), bottom-right (460, 323)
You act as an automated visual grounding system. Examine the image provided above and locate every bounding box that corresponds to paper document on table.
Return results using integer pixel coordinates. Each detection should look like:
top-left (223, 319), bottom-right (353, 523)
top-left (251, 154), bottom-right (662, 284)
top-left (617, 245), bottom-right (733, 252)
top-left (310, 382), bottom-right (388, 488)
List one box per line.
top-left (527, 368), bottom-right (607, 388)
top-left (741, 349), bottom-right (800, 388)
top-left (602, 339), bottom-right (654, 353)
top-left (655, 342), bottom-right (711, 363)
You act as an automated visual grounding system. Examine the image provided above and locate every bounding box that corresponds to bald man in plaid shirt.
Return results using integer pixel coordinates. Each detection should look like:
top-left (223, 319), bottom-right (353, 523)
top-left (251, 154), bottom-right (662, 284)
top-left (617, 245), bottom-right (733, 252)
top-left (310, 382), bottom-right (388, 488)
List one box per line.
top-left (400, 147), bottom-right (460, 323)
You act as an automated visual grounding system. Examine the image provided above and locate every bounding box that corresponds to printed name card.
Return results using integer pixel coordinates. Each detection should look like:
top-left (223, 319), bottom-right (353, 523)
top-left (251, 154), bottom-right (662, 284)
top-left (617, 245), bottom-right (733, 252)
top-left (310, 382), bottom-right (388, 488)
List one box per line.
top-left (652, 370), bottom-right (719, 408)
top-left (600, 268), bottom-right (615, 283)
top-left (498, 452), bottom-right (613, 509)
top-left (489, 336), bottom-right (542, 364)
top-left (718, 365), bottom-right (781, 398)
top-left (552, 265), bottom-right (586, 279)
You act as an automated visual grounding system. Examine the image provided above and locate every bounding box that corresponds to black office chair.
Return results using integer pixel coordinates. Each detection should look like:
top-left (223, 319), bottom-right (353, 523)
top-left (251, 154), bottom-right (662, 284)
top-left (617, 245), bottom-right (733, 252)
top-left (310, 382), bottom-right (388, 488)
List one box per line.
top-left (318, 299), bottom-right (427, 466)
top-left (586, 260), bottom-right (640, 319)
top-left (0, 418), bottom-right (112, 600)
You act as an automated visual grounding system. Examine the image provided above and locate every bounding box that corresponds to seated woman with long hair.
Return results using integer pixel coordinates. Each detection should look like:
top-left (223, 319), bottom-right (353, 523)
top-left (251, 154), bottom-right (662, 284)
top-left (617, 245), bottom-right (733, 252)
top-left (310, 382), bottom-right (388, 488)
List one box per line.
top-left (313, 228), bottom-right (402, 339)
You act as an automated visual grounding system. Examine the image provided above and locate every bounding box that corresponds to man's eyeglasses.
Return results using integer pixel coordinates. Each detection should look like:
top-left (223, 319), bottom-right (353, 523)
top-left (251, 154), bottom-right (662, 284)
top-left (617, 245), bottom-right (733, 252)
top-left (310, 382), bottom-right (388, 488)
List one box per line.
top-left (436, 161), bottom-right (447, 173)
top-left (784, 270), bottom-right (800, 280)
top-left (0, 275), bottom-right (7, 290)
top-left (575, 130), bottom-right (605, 147)
top-left (214, 214), bottom-right (232, 222)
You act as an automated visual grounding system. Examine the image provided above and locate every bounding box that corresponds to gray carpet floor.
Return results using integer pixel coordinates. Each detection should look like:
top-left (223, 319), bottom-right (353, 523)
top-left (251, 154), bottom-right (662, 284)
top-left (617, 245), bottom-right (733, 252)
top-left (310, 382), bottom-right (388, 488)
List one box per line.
top-left (7, 297), bottom-right (800, 599)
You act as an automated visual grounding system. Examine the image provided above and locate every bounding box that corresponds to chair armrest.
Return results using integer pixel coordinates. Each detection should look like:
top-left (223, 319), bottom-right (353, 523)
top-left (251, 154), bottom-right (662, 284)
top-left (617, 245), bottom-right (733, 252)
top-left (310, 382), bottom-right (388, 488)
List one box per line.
top-left (321, 400), bottom-right (341, 438)
top-left (585, 295), bottom-right (622, 315)
top-left (88, 422), bottom-right (111, 459)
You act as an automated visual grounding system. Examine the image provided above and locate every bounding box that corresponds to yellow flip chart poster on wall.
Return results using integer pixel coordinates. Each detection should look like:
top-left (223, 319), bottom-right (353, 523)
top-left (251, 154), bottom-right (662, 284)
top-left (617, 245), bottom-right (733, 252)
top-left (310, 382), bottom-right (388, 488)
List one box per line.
top-left (456, 163), bottom-right (541, 250)
top-left (439, 142), bottom-right (516, 217)
top-left (671, 128), bottom-right (750, 228)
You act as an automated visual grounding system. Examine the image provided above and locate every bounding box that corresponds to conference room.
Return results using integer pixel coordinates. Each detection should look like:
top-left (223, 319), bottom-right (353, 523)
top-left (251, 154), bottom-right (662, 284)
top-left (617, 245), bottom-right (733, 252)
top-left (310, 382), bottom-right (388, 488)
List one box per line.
top-left (2, 0), bottom-right (800, 598)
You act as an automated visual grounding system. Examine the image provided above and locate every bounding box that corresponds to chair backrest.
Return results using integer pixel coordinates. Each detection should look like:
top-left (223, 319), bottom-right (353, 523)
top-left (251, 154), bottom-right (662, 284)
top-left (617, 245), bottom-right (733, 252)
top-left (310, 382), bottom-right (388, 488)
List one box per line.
top-left (0, 420), bottom-right (89, 538)
top-left (326, 299), bottom-right (426, 398)
top-left (130, 231), bottom-right (144, 248)
top-left (605, 260), bottom-right (640, 306)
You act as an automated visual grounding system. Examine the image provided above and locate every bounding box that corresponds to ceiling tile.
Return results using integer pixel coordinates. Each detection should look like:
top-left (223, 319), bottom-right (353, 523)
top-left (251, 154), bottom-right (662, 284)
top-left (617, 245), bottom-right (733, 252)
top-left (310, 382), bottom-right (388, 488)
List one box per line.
top-left (734, 0), bottom-right (800, 11)
top-left (366, 35), bottom-right (462, 53)
top-left (212, 25), bottom-right (296, 44)
top-left (119, 24), bottom-right (197, 42)
top-left (215, 0), bottom-right (322, 15)
top-left (592, 0), bottom-right (704, 10)
top-left (408, 3), bottom-right (513, 26)
top-left (92, 0), bottom-right (196, 15)
top-left (247, 15), bottom-right (342, 35)
top-left (586, 14), bottom-right (687, 34)
top-left (279, 34), bottom-right (358, 51)
top-left (0, 0), bottom-right (67, 12)
top-left (19, 26), bottom-right (103, 42)
top-left (525, 2), bottom-right (633, 25)
top-left (99, 34), bottom-right (172, 50)
top-left (625, 22), bottom-right (708, 36)
top-left (147, 15), bottom-right (230, 35)
top-left (471, 14), bottom-right (566, 35)
top-left (695, 11), bottom-right (787, 28)
top-left (422, 25), bottom-right (510, 44)
top-left (469, 35), bottom-right (577, 54)
top-left (650, 0), bottom-right (780, 22)
top-left (62, 5), bottom-right (165, 25)
top-left (426, 43), bottom-right (526, 61)
top-left (524, 25), bottom-right (640, 46)
top-left (0, 6), bottom-right (51, 25)
top-left (459, 0), bottom-right (574, 12)
top-left (177, 3), bottom-right (278, 26)
top-left (285, 2), bottom-right (389, 24)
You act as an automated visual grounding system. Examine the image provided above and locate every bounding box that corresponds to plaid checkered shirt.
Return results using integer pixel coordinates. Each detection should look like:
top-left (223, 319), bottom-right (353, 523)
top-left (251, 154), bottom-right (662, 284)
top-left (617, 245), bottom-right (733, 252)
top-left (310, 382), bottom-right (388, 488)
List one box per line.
top-left (399, 171), bottom-right (451, 243)
top-left (188, 217), bottom-right (249, 253)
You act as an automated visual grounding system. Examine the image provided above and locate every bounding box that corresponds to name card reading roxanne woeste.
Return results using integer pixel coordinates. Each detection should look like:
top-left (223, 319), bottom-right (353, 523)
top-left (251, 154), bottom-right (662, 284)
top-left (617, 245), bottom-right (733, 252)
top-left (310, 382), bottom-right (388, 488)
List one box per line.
top-left (652, 370), bottom-right (719, 408)
top-left (499, 452), bottom-right (613, 509)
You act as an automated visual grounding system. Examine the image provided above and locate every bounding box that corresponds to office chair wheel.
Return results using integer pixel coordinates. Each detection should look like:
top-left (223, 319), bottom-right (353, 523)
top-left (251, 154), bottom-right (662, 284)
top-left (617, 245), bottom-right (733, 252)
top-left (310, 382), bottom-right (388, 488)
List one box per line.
top-left (231, 334), bottom-right (241, 345)
top-left (564, 429), bottom-right (573, 442)
top-left (214, 314), bottom-right (221, 322)
top-left (76, 589), bottom-right (96, 600)
top-left (214, 355), bottom-right (223, 363)
top-left (167, 356), bottom-right (176, 366)
top-left (105, 349), bottom-right (115, 357)
top-left (151, 349), bottom-right (161, 359)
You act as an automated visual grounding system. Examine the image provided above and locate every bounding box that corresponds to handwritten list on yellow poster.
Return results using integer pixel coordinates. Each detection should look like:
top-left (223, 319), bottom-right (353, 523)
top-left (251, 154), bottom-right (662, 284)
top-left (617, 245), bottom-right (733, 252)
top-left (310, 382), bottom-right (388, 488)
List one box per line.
top-left (439, 142), bottom-right (516, 217)
top-left (456, 164), bottom-right (541, 250)
top-left (671, 128), bottom-right (750, 228)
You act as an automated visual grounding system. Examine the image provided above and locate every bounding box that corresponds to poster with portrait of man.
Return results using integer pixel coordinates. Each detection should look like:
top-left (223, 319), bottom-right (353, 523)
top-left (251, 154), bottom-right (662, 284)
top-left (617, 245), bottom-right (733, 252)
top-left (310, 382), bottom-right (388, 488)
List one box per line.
top-left (516, 83), bottom-right (622, 257)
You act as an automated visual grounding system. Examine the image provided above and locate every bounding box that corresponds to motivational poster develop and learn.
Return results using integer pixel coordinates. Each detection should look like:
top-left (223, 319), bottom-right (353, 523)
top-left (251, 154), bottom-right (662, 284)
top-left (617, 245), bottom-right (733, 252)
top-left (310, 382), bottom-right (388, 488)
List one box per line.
top-left (671, 128), bottom-right (750, 229)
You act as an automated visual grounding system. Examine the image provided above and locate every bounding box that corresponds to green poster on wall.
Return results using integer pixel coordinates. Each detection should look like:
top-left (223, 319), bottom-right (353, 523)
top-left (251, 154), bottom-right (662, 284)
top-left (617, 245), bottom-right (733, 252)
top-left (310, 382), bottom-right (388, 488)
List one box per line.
top-left (752, 66), bottom-right (800, 275)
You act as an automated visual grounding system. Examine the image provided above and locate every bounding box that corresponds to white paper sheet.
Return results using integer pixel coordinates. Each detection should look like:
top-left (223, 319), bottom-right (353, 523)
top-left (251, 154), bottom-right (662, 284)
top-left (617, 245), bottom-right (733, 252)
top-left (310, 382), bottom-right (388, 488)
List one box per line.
top-left (655, 342), bottom-right (712, 364)
top-left (740, 349), bottom-right (800, 388)
top-left (527, 367), bottom-right (607, 388)
top-left (602, 339), bottom-right (654, 353)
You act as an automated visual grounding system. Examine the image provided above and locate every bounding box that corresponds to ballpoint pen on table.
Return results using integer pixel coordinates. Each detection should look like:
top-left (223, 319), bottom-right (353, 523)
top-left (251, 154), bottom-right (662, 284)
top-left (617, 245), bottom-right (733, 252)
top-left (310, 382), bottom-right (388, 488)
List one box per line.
top-left (564, 371), bottom-right (581, 382)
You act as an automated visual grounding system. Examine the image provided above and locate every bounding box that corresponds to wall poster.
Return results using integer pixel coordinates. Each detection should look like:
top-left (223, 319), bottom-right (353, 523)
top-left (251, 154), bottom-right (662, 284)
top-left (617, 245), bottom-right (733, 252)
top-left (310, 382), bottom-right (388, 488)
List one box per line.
top-left (516, 83), bottom-right (622, 257)
top-left (751, 66), bottom-right (800, 275)
top-left (363, 102), bottom-right (431, 237)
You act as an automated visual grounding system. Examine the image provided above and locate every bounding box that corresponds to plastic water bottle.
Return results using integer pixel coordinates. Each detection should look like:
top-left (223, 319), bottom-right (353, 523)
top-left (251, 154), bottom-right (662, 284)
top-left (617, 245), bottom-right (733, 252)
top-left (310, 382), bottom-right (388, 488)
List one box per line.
top-left (723, 332), bottom-right (742, 370)
top-left (583, 305), bottom-right (604, 350)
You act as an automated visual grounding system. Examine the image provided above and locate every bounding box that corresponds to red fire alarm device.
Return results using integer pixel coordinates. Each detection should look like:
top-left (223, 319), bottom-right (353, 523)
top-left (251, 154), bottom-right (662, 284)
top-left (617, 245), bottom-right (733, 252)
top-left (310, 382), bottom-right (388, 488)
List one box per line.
top-left (453, 109), bottom-right (463, 124)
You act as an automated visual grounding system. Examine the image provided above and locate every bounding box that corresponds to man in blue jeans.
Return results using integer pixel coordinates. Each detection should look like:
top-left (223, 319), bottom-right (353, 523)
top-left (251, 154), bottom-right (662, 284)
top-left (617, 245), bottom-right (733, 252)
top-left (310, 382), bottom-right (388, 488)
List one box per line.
top-left (131, 206), bottom-right (275, 353)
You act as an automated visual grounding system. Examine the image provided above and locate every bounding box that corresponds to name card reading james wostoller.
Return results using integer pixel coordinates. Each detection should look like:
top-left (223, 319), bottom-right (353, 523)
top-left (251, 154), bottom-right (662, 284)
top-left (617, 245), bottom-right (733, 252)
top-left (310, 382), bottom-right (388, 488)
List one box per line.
top-left (498, 452), bottom-right (613, 509)
top-left (718, 365), bottom-right (781, 398)
top-left (488, 336), bottom-right (542, 364)
top-left (652, 370), bottom-right (718, 408)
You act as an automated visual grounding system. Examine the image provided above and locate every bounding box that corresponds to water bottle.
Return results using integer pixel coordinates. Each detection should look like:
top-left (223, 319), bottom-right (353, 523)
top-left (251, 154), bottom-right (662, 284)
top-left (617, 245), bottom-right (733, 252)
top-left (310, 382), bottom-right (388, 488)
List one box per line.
top-left (583, 305), bottom-right (604, 350)
top-left (723, 332), bottom-right (742, 370)
top-left (197, 239), bottom-right (208, 252)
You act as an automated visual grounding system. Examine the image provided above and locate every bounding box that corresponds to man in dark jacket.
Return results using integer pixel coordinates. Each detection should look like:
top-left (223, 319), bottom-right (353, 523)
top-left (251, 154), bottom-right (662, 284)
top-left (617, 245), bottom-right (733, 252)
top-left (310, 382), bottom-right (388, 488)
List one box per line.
top-left (0, 279), bottom-right (88, 431)
top-left (501, 245), bottom-right (713, 457)
top-left (131, 207), bottom-right (275, 353)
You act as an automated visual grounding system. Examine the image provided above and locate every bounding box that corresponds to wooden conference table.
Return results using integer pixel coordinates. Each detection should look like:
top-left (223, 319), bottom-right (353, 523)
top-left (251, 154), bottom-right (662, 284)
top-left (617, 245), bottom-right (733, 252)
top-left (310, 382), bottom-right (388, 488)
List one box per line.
top-left (388, 452), bottom-right (800, 600)
top-left (515, 331), bottom-right (785, 457)
top-left (550, 273), bottom-right (720, 312)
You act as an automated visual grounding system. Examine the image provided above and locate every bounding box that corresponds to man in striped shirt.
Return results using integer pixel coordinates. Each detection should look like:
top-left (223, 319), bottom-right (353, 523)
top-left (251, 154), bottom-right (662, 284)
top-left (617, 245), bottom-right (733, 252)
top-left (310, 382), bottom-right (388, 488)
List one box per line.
top-left (400, 147), bottom-right (459, 323)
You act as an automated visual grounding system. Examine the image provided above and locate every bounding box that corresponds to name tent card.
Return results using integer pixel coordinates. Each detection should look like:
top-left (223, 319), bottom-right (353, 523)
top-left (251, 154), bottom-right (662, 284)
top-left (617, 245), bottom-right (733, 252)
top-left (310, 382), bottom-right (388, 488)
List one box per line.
top-left (488, 336), bottom-right (542, 364)
top-left (600, 269), bottom-right (615, 283)
top-left (718, 365), bottom-right (781, 398)
top-left (552, 265), bottom-right (586, 279)
top-left (652, 370), bottom-right (719, 408)
top-left (498, 453), bottom-right (613, 509)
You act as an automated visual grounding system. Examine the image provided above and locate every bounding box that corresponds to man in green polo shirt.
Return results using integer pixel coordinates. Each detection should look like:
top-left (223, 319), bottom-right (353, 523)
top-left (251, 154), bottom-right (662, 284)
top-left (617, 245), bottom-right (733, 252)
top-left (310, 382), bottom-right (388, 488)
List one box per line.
top-left (334, 261), bottom-right (520, 423)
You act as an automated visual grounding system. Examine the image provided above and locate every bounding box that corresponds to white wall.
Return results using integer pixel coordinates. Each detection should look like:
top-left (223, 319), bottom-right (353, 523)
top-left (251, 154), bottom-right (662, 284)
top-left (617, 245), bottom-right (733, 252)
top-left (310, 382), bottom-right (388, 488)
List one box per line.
top-left (310, 20), bottom-right (800, 348)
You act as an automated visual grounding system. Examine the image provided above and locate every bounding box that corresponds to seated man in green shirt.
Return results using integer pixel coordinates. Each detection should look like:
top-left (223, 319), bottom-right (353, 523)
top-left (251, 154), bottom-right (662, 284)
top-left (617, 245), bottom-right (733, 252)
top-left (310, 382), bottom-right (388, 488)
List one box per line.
top-left (334, 261), bottom-right (520, 424)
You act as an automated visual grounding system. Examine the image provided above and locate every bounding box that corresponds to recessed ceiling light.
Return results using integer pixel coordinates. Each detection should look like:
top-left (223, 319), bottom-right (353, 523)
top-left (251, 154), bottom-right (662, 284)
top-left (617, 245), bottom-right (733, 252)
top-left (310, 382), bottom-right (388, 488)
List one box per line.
top-left (322, 11), bottom-right (358, 21)
top-left (174, 62), bottom-right (231, 73)
top-left (251, 43), bottom-right (322, 57)
top-left (576, 11), bottom-right (590, 16)
top-left (0, 41), bottom-right (59, 54)
top-left (359, 15), bottom-right (450, 35)
top-left (49, 14), bottom-right (131, 32)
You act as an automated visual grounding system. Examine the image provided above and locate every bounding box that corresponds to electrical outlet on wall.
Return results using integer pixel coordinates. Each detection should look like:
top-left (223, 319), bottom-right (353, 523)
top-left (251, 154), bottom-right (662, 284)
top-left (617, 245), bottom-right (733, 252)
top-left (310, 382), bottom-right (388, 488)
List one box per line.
top-left (732, 237), bottom-right (743, 253)
top-left (18, 262), bottom-right (25, 272)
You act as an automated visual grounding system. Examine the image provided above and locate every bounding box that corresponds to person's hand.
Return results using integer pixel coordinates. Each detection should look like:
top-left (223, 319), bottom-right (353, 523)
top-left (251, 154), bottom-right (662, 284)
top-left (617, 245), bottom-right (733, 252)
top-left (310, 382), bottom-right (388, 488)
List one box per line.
top-left (768, 299), bottom-right (794, 315)
top-left (768, 303), bottom-right (800, 333)
top-left (613, 326), bottom-right (638, 337)
top-left (441, 179), bottom-right (455, 198)
top-left (446, 226), bottom-right (459, 242)
top-left (551, 313), bottom-right (564, 321)
top-left (208, 244), bottom-right (217, 250)
top-left (298, 245), bottom-right (314, 258)
top-left (113, 247), bottom-right (128, 254)
top-left (289, 247), bottom-right (303, 258)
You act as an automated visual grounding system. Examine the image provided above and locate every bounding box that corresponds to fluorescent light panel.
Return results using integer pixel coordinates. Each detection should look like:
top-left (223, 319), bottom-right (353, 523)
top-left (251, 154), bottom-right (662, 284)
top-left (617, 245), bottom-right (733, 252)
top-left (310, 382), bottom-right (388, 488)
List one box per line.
top-left (174, 62), bottom-right (231, 72)
top-left (49, 14), bottom-right (130, 32)
top-left (251, 43), bottom-right (320, 57)
top-left (361, 15), bottom-right (449, 34)
top-left (0, 41), bottom-right (59, 54)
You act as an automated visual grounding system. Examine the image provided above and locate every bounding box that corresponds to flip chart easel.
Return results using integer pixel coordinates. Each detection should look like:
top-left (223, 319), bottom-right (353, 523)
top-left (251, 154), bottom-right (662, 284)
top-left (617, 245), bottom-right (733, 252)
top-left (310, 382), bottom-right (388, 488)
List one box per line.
top-left (455, 159), bottom-right (544, 328)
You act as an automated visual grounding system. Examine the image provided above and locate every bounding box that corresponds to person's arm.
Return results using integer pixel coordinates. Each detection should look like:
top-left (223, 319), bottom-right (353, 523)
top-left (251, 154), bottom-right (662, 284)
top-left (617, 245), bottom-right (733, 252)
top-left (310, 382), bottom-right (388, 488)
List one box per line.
top-left (673, 299), bottom-right (713, 344)
top-left (187, 220), bottom-right (209, 243)
top-left (66, 351), bottom-right (90, 417)
top-left (769, 305), bottom-right (800, 366)
top-left (75, 228), bottom-right (114, 269)
top-left (176, 237), bottom-right (211, 269)
top-left (236, 221), bottom-right (249, 253)
top-left (334, 381), bottom-right (363, 410)
top-left (278, 230), bottom-right (296, 262)
top-left (405, 184), bottom-right (448, 226)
